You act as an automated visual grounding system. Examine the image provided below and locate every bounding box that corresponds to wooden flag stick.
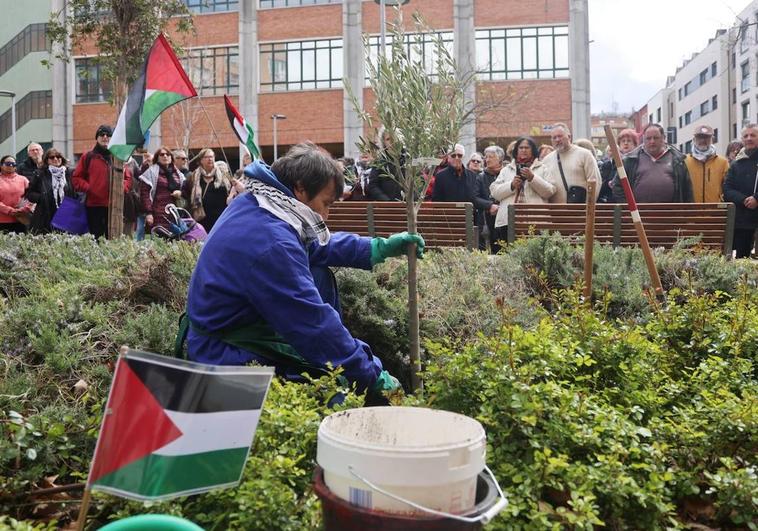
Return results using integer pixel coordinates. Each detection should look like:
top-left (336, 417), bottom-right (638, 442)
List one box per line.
top-left (583, 177), bottom-right (597, 300)
top-left (604, 125), bottom-right (664, 298)
top-left (196, 97), bottom-right (230, 168)
top-left (74, 488), bottom-right (92, 531)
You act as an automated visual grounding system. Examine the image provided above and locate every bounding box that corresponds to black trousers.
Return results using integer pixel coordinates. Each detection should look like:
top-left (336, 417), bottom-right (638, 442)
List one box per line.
top-left (86, 207), bottom-right (108, 239)
top-left (0, 222), bottom-right (26, 234)
top-left (732, 228), bottom-right (756, 259)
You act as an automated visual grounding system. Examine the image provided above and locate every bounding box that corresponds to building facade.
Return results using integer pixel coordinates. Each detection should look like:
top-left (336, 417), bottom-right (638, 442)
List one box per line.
top-left (53, 0), bottom-right (584, 168)
top-left (0, 0), bottom-right (53, 160)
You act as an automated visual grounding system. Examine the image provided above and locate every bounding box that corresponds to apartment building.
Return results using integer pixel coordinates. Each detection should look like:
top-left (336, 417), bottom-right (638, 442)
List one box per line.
top-left (58, 0), bottom-right (584, 168)
top-left (0, 0), bottom-right (53, 159)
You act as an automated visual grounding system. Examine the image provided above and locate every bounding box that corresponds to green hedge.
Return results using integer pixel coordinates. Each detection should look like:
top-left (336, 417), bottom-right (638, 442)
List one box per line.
top-left (0, 233), bottom-right (756, 529)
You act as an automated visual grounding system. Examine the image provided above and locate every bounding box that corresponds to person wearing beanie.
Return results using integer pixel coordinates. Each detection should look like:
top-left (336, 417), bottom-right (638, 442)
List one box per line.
top-left (72, 124), bottom-right (132, 238)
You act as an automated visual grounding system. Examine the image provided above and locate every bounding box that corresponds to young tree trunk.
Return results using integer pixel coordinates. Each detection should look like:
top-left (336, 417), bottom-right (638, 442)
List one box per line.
top-left (405, 169), bottom-right (422, 394)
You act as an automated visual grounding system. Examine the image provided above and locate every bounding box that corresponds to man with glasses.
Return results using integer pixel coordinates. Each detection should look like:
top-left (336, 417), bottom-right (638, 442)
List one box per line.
top-left (432, 143), bottom-right (478, 205)
top-left (72, 124), bottom-right (133, 238)
top-left (173, 149), bottom-right (191, 178)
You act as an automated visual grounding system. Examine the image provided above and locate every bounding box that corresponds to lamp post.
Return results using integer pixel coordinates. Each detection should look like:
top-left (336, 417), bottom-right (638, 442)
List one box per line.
top-left (374, 0), bottom-right (410, 57)
top-left (0, 90), bottom-right (16, 155)
top-left (271, 114), bottom-right (286, 161)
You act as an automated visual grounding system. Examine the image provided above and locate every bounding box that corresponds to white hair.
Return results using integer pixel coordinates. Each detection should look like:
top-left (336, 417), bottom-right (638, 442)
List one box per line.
top-left (450, 143), bottom-right (465, 155)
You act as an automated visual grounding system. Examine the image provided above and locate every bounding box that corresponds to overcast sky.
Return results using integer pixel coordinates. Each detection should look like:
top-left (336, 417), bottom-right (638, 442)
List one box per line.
top-left (589, 0), bottom-right (750, 114)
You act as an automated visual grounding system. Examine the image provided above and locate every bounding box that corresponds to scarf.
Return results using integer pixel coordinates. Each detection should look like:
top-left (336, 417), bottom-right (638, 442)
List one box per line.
top-left (691, 143), bottom-right (716, 162)
top-left (190, 165), bottom-right (230, 221)
top-left (244, 179), bottom-right (330, 246)
top-left (49, 166), bottom-right (67, 207)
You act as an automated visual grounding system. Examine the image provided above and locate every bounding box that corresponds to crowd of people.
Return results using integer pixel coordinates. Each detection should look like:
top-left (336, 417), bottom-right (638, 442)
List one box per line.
top-left (1, 120), bottom-right (757, 258)
top-left (337, 121), bottom-right (757, 258)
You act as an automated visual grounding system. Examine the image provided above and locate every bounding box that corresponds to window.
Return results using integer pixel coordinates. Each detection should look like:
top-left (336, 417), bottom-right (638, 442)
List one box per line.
top-left (260, 38), bottom-right (342, 91)
top-left (713, 128), bottom-right (718, 143)
top-left (700, 100), bottom-right (709, 116)
top-left (183, 0), bottom-right (238, 12)
top-left (733, 87), bottom-right (737, 104)
top-left (369, 31), bottom-right (454, 80)
top-left (669, 101), bottom-right (674, 119)
top-left (741, 61), bottom-right (750, 93)
top-left (182, 46), bottom-right (239, 96)
top-left (475, 26), bottom-right (569, 80)
top-left (75, 58), bottom-right (113, 103)
top-left (699, 69), bottom-right (707, 85)
top-left (733, 123), bottom-right (738, 139)
top-left (259, 0), bottom-right (340, 7)
top-left (740, 22), bottom-right (750, 53)
top-left (656, 107), bottom-right (661, 122)
top-left (712, 94), bottom-right (718, 110)
top-left (0, 90), bottom-right (52, 144)
top-left (0, 23), bottom-right (49, 77)
top-left (678, 87), bottom-right (682, 100)
top-left (742, 100), bottom-right (751, 122)
top-left (684, 140), bottom-right (692, 154)
top-left (649, 113), bottom-right (654, 125)
top-left (679, 116), bottom-right (683, 128)
top-left (684, 81), bottom-right (692, 97)
top-left (684, 111), bottom-right (692, 125)
top-left (711, 61), bottom-right (717, 77)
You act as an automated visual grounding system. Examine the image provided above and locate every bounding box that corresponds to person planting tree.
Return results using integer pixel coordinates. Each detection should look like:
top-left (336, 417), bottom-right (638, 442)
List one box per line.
top-left (178, 142), bottom-right (422, 400)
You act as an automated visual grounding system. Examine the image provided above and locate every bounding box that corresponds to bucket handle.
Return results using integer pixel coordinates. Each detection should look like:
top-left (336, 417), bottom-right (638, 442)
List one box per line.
top-left (347, 464), bottom-right (508, 525)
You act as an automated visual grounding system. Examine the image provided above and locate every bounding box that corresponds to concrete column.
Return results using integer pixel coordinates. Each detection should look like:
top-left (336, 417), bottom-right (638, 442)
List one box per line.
top-left (51, 0), bottom-right (73, 156)
top-left (569, 0), bottom-right (591, 139)
top-left (454, 0), bottom-right (476, 156)
top-left (343, 0), bottom-right (364, 159)
top-left (239, 0), bottom-right (259, 160)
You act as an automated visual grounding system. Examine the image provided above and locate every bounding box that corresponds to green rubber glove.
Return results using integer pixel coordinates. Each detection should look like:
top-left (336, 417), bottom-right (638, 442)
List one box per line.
top-left (372, 370), bottom-right (401, 392)
top-left (370, 232), bottom-right (425, 265)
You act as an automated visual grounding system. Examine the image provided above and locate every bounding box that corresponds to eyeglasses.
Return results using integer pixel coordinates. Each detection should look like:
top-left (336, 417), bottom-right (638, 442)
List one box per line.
top-left (98, 133), bottom-right (111, 138)
top-left (175, 156), bottom-right (187, 160)
top-left (2, 161), bottom-right (16, 167)
top-left (158, 152), bottom-right (171, 157)
top-left (48, 155), bottom-right (62, 160)
top-left (470, 159), bottom-right (482, 164)
top-left (448, 153), bottom-right (463, 159)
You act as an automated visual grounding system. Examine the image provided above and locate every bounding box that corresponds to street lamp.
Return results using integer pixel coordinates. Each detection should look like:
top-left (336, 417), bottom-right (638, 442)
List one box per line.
top-left (0, 90), bottom-right (16, 155)
top-left (271, 114), bottom-right (287, 161)
top-left (374, 0), bottom-right (410, 57)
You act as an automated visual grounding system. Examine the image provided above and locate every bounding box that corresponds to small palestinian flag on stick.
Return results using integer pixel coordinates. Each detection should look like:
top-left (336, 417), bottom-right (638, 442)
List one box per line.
top-left (224, 94), bottom-right (261, 160)
top-left (86, 349), bottom-right (274, 501)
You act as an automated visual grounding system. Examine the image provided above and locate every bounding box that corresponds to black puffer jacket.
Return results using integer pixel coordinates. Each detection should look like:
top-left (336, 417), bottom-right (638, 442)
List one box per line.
top-left (723, 148), bottom-right (758, 229)
top-left (25, 166), bottom-right (75, 234)
top-left (367, 156), bottom-right (403, 201)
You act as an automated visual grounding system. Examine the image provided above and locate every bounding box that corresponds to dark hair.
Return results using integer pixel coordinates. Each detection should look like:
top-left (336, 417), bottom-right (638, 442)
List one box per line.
top-left (272, 142), bottom-right (345, 201)
top-left (1, 155), bottom-right (16, 165)
top-left (153, 146), bottom-right (181, 192)
top-left (513, 136), bottom-right (539, 160)
top-left (43, 148), bottom-right (67, 167)
top-left (642, 123), bottom-right (666, 138)
top-left (726, 140), bottom-right (743, 157)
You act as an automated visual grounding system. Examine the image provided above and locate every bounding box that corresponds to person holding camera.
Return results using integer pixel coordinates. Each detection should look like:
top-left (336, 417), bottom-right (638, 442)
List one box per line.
top-left (489, 136), bottom-right (557, 242)
top-left (542, 123), bottom-right (601, 204)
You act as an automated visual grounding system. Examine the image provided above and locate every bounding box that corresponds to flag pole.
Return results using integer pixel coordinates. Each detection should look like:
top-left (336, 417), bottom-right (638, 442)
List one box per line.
top-left (196, 97), bottom-right (230, 167)
top-left (74, 488), bottom-right (92, 530)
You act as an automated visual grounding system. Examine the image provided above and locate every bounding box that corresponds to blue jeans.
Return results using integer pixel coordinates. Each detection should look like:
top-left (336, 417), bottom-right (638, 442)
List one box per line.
top-left (135, 215), bottom-right (146, 241)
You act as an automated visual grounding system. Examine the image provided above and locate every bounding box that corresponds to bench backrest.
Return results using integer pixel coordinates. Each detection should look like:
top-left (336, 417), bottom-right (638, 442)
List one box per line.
top-left (327, 201), bottom-right (476, 249)
top-left (506, 203), bottom-right (736, 257)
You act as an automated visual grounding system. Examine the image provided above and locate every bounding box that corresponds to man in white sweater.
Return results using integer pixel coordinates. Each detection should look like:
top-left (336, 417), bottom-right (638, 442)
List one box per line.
top-left (542, 123), bottom-right (601, 203)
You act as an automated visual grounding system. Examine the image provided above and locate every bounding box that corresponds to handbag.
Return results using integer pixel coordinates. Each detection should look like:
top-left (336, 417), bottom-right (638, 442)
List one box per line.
top-left (51, 195), bottom-right (89, 235)
top-left (557, 152), bottom-right (587, 204)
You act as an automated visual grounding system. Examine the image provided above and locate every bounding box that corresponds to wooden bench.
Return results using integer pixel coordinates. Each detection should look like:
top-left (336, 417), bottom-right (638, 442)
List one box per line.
top-left (506, 203), bottom-right (736, 257)
top-left (327, 201), bottom-right (477, 249)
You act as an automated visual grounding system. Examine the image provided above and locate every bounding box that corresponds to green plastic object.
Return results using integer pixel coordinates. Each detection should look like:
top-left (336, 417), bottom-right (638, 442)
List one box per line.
top-left (99, 515), bottom-right (204, 531)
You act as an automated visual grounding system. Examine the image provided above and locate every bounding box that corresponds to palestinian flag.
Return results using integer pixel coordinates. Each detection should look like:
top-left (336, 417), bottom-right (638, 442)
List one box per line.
top-left (224, 94), bottom-right (261, 160)
top-left (109, 34), bottom-right (197, 161)
top-left (87, 350), bottom-right (273, 501)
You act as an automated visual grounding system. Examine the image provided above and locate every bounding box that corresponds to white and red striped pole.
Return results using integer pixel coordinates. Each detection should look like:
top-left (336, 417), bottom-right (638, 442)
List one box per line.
top-left (604, 125), bottom-right (664, 299)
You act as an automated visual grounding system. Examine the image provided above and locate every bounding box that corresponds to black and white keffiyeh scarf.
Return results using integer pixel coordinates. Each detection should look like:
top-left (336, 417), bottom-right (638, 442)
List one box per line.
top-left (245, 180), bottom-right (330, 246)
top-left (49, 166), bottom-right (67, 208)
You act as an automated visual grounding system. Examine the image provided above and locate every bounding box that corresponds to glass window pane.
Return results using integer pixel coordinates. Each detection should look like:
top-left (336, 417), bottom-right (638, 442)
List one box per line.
top-left (331, 47), bottom-right (343, 80)
top-left (491, 37), bottom-right (505, 71)
top-left (554, 35), bottom-right (568, 69)
top-left (287, 50), bottom-right (301, 82)
top-left (316, 48), bottom-right (330, 80)
top-left (302, 49), bottom-right (315, 80)
top-left (538, 36), bottom-right (553, 70)
top-left (523, 37), bottom-right (537, 70)
top-left (476, 38), bottom-right (489, 72)
top-left (506, 37), bottom-right (521, 72)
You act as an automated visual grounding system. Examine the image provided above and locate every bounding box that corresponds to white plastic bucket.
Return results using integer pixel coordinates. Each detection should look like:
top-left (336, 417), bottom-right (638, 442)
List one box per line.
top-left (317, 407), bottom-right (487, 516)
